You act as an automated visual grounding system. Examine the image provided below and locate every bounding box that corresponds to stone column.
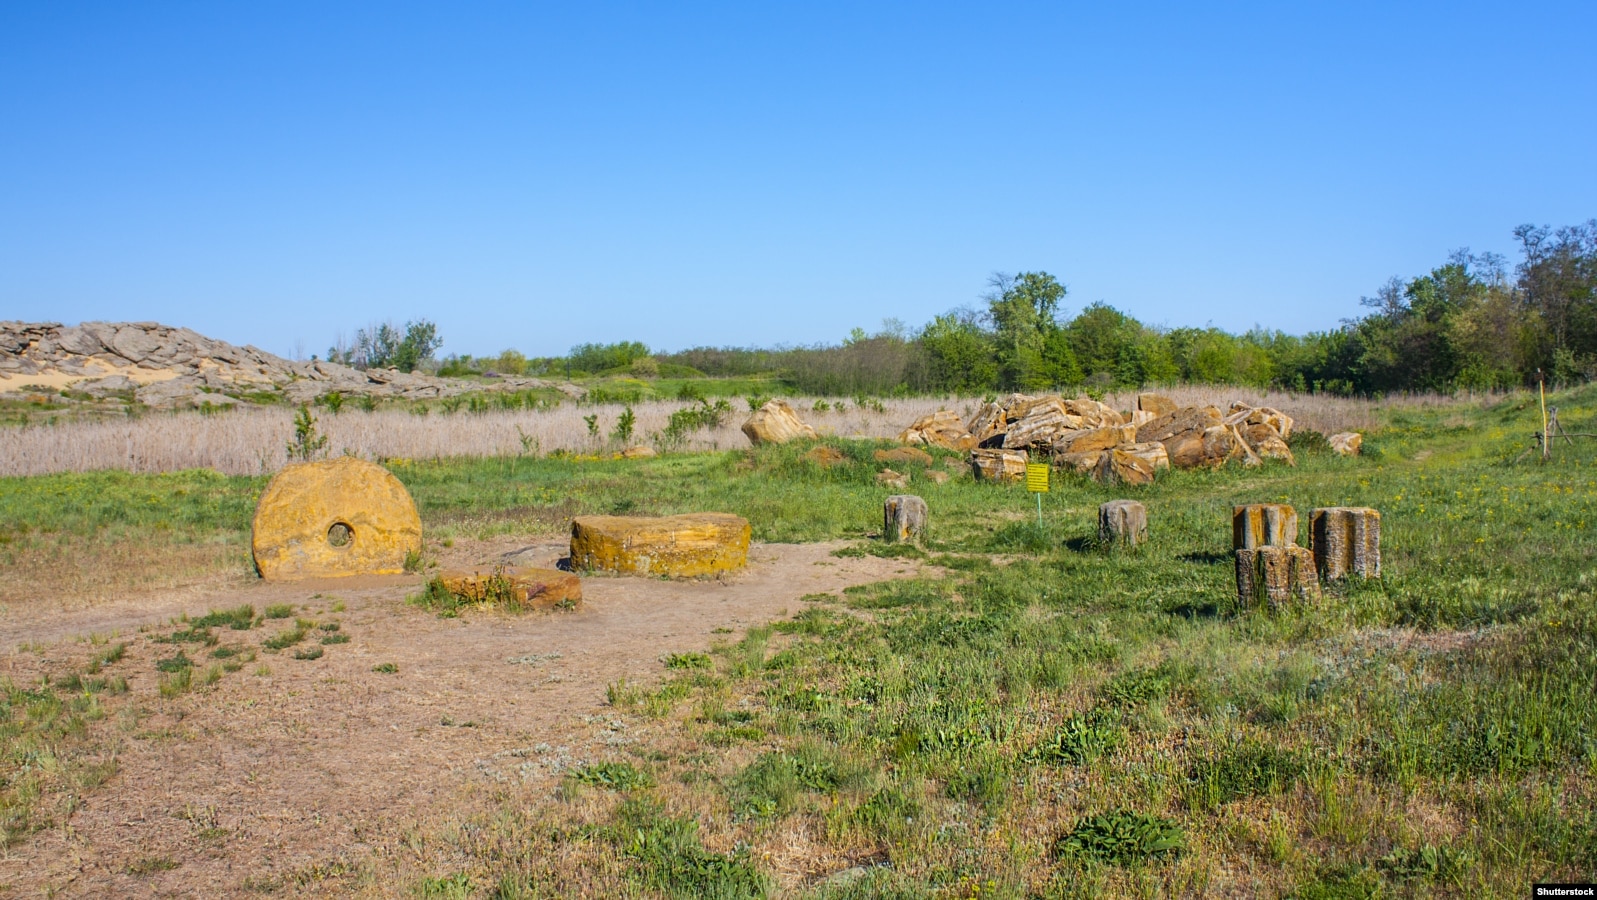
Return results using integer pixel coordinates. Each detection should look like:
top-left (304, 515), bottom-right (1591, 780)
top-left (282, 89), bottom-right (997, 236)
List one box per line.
top-left (1098, 500), bottom-right (1148, 548)
top-left (1232, 503), bottom-right (1298, 550)
top-left (883, 495), bottom-right (929, 544)
top-left (1310, 507), bottom-right (1381, 580)
top-left (1235, 546), bottom-right (1321, 609)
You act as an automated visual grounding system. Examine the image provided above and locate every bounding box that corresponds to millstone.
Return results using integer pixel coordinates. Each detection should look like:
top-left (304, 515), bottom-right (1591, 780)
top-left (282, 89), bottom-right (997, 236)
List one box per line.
top-left (251, 457), bottom-right (422, 581)
top-left (569, 513), bottom-right (750, 577)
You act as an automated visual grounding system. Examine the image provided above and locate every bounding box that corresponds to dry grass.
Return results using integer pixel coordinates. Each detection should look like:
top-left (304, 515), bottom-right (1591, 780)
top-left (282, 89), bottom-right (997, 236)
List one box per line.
top-left (0, 388), bottom-right (1487, 476)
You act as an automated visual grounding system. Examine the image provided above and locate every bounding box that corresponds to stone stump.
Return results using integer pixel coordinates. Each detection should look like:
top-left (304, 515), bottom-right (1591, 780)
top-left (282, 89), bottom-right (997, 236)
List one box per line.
top-left (884, 495), bottom-right (929, 544)
top-left (1098, 500), bottom-right (1148, 548)
top-left (1235, 546), bottom-right (1321, 609)
top-left (251, 457), bottom-right (422, 581)
top-left (570, 513), bottom-right (750, 577)
top-left (433, 566), bottom-right (582, 610)
top-left (1232, 503), bottom-right (1299, 550)
top-left (1310, 507), bottom-right (1381, 580)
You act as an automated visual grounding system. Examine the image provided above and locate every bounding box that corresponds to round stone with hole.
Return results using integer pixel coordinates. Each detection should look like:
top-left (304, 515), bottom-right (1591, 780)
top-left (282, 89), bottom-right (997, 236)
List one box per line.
top-left (251, 457), bottom-right (422, 581)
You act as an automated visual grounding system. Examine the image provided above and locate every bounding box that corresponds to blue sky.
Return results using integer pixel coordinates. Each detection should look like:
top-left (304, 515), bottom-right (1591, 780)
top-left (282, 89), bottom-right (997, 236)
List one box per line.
top-left (3, 2), bottom-right (1594, 359)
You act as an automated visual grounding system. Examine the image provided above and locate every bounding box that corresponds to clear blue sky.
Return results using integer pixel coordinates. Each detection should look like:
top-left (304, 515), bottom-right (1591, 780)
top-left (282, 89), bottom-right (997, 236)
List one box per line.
top-left (3, 2), bottom-right (1594, 360)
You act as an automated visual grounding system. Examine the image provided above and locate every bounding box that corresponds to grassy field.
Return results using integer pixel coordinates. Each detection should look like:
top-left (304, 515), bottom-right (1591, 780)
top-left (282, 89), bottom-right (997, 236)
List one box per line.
top-left (2, 385), bottom-right (1595, 896)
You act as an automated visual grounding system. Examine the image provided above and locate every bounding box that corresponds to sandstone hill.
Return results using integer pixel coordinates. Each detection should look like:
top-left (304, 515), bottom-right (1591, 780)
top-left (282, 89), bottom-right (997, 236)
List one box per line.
top-left (0, 321), bottom-right (573, 408)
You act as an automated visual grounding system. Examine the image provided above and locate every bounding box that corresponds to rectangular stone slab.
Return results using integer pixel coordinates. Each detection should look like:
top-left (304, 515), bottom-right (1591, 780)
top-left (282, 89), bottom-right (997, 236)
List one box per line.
top-left (570, 513), bottom-right (751, 577)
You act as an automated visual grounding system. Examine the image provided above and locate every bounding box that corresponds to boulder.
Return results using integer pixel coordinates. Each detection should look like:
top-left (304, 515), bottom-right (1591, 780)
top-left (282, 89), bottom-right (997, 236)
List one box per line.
top-left (1232, 503), bottom-right (1299, 550)
top-left (251, 457), bottom-right (423, 581)
top-left (1094, 449), bottom-right (1155, 486)
top-left (876, 468), bottom-right (910, 489)
top-left (1137, 393), bottom-right (1178, 417)
top-left (1310, 507), bottom-right (1381, 580)
top-left (970, 448), bottom-right (1027, 483)
top-left (1054, 450), bottom-right (1103, 474)
top-left (1130, 410), bottom-right (1157, 428)
top-left (1099, 500), bottom-right (1148, 548)
top-left (1240, 423), bottom-right (1294, 464)
top-left (883, 494), bottom-right (929, 543)
top-left (741, 399), bottom-right (818, 445)
top-left (432, 566), bottom-right (582, 610)
top-left (874, 447), bottom-right (934, 467)
top-left (569, 513), bottom-right (750, 577)
top-left (1002, 397), bottom-right (1077, 449)
top-left (1136, 405), bottom-right (1223, 444)
top-left (1064, 397), bottom-right (1125, 426)
top-left (898, 410), bottom-right (976, 451)
top-left (1328, 432), bottom-right (1363, 456)
top-left (1226, 403), bottom-right (1294, 441)
top-left (965, 399), bottom-right (1010, 446)
top-left (1119, 441), bottom-right (1170, 471)
top-left (1053, 423), bottom-right (1136, 455)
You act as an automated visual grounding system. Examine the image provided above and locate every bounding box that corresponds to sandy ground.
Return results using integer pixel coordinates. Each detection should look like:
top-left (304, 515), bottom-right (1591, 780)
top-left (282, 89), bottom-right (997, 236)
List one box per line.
top-left (0, 538), bottom-right (925, 898)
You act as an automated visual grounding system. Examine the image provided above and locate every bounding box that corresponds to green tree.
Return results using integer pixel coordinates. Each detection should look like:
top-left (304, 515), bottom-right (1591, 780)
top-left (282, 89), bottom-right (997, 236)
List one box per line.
top-left (917, 310), bottom-right (998, 392)
top-left (987, 271), bottom-right (1073, 390)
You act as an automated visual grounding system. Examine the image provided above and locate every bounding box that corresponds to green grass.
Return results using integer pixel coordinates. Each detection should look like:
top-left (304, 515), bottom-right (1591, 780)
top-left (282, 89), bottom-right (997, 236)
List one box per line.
top-left (9, 384), bottom-right (1597, 895)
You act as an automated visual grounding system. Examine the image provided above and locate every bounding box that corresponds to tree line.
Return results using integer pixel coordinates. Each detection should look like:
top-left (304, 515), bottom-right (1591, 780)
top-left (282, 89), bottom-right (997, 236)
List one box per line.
top-left (432, 220), bottom-right (1597, 396)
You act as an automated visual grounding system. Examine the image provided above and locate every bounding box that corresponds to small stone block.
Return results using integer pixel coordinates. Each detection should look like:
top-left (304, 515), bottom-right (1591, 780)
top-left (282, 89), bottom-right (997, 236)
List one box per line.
top-left (1232, 503), bottom-right (1299, 550)
top-left (1235, 545), bottom-right (1320, 609)
top-left (1310, 507), bottom-right (1381, 580)
top-left (884, 494), bottom-right (929, 543)
top-left (569, 513), bottom-right (750, 577)
top-left (433, 566), bottom-right (582, 610)
top-left (1098, 500), bottom-right (1148, 548)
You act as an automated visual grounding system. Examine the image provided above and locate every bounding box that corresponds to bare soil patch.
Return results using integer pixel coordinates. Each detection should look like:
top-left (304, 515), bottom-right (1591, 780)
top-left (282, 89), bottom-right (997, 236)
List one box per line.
top-left (0, 539), bottom-right (925, 897)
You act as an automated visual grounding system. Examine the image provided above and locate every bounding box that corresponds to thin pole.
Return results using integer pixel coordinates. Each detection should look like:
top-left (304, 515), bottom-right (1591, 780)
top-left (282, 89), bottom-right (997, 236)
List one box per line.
top-left (1539, 370), bottom-right (1550, 461)
top-left (1036, 491), bottom-right (1043, 526)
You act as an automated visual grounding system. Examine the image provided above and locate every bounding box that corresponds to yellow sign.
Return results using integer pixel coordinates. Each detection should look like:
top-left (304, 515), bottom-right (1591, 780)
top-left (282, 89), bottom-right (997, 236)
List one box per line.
top-left (1025, 462), bottom-right (1050, 493)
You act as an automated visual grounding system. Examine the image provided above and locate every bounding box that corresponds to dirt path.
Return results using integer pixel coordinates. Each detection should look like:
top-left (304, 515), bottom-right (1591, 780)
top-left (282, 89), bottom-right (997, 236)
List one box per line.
top-left (0, 539), bottom-right (924, 897)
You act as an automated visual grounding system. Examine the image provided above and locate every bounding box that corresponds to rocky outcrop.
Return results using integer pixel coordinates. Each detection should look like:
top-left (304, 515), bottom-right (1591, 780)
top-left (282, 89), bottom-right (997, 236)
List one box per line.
top-left (0, 320), bottom-right (569, 408)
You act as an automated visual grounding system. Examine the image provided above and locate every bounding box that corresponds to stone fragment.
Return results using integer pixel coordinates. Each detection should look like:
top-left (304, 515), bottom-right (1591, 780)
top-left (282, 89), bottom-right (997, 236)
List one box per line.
top-left (1095, 449), bottom-right (1155, 486)
top-left (1241, 423), bottom-right (1295, 464)
top-left (876, 468), bottom-right (910, 489)
top-left (1130, 409), bottom-right (1157, 428)
top-left (1054, 450), bottom-right (1103, 474)
top-left (1235, 546), bottom-right (1320, 609)
top-left (619, 445), bottom-right (658, 459)
top-left (1225, 403), bottom-right (1294, 441)
top-left (1137, 393), bottom-right (1178, 417)
top-left (1098, 500), bottom-right (1148, 548)
top-left (874, 446), bottom-right (934, 466)
top-left (924, 469), bottom-right (950, 484)
top-left (1119, 441), bottom-right (1170, 470)
top-left (1310, 507), bottom-right (1381, 580)
top-left (1328, 432), bottom-right (1363, 456)
top-left (251, 457), bottom-right (423, 581)
top-left (1003, 397), bottom-right (1079, 449)
top-left (965, 399), bottom-right (1010, 445)
top-left (805, 445), bottom-right (847, 467)
top-left (433, 566), bottom-right (582, 610)
top-left (897, 410), bottom-right (976, 451)
top-left (1063, 397), bottom-right (1125, 427)
top-left (970, 448), bottom-right (1028, 483)
top-left (883, 494), bottom-right (929, 543)
top-left (1053, 423), bottom-right (1137, 455)
top-left (569, 513), bottom-right (751, 577)
top-left (740, 399), bottom-right (818, 445)
top-left (1232, 503), bottom-right (1299, 550)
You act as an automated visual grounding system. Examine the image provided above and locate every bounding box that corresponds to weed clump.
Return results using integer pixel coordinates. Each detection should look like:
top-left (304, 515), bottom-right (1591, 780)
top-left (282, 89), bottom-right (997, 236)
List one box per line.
top-left (1052, 809), bottom-right (1183, 865)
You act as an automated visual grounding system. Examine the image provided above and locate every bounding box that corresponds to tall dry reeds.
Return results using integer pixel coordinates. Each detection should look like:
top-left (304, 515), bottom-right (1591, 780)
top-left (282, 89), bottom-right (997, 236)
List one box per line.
top-left (0, 389), bottom-right (1490, 477)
